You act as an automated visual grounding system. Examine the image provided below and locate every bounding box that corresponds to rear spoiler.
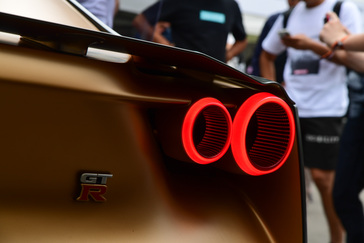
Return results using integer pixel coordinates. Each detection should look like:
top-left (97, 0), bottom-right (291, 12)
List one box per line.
top-left (0, 11), bottom-right (266, 81)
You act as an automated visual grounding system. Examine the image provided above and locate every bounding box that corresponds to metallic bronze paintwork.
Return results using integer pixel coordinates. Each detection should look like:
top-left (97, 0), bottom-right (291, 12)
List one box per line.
top-left (0, 0), bottom-right (306, 242)
top-left (0, 0), bottom-right (100, 31)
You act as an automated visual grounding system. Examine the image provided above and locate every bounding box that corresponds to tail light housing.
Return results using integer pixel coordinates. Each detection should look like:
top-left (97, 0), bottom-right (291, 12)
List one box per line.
top-left (156, 93), bottom-right (295, 176)
top-left (231, 92), bottom-right (295, 175)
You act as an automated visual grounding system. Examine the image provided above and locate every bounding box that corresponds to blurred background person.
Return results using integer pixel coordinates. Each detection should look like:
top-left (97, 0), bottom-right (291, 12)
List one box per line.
top-left (260, 0), bottom-right (362, 242)
top-left (320, 11), bottom-right (364, 243)
top-left (132, 1), bottom-right (173, 44)
top-left (132, 0), bottom-right (248, 62)
top-left (77, 0), bottom-right (119, 28)
top-left (247, 0), bottom-right (299, 83)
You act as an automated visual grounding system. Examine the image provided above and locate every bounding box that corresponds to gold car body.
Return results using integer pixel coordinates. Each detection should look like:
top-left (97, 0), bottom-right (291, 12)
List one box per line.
top-left (0, 0), bottom-right (306, 242)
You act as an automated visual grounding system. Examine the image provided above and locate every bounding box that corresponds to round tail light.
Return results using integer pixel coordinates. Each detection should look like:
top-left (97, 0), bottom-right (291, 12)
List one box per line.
top-left (231, 93), bottom-right (295, 175)
top-left (182, 98), bottom-right (232, 164)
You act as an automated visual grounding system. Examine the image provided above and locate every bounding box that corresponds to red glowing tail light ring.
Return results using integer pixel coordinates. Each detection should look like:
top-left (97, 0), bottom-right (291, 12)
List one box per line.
top-left (231, 92), bottom-right (295, 176)
top-left (182, 98), bottom-right (232, 164)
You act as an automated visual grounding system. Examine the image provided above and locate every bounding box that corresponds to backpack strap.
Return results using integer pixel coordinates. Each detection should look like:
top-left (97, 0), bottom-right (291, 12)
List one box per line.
top-left (282, 8), bottom-right (294, 29)
top-left (333, 1), bottom-right (343, 17)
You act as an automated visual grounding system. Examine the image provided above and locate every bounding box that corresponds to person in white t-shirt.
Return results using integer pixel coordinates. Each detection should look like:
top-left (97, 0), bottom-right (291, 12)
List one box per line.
top-left (260, 0), bottom-right (362, 242)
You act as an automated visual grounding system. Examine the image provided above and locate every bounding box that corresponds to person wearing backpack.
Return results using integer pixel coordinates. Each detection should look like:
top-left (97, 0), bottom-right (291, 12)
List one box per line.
top-left (260, 0), bottom-right (362, 242)
top-left (321, 11), bottom-right (364, 243)
top-left (247, 0), bottom-right (299, 82)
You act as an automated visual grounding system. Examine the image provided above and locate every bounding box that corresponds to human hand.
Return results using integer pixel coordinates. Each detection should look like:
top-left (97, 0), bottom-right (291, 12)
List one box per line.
top-left (155, 21), bottom-right (171, 35)
top-left (320, 12), bottom-right (350, 47)
top-left (153, 21), bottom-right (174, 46)
top-left (281, 34), bottom-right (313, 50)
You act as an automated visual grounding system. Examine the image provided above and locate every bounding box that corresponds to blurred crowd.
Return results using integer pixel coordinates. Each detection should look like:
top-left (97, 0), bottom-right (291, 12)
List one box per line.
top-left (78, 1), bottom-right (364, 242)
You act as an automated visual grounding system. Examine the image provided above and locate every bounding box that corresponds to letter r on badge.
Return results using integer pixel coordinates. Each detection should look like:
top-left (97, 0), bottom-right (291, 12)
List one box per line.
top-left (77, 184), bottom-right (108, 202)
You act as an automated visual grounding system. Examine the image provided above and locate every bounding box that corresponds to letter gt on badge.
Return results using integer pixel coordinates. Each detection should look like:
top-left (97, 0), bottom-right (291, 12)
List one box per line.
top-left (77, 173), bottom-right (113, 202)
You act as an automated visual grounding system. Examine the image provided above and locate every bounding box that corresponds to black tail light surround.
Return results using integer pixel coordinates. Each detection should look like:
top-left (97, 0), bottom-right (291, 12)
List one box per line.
top-left (231, 92), bottom-right (295, 176)
top-left (182, 98), bottom-right (233, 164)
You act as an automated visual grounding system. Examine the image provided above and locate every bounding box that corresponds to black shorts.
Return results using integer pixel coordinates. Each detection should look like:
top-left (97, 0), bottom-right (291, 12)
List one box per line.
top-left (300, 117), bottom-right (345, 170)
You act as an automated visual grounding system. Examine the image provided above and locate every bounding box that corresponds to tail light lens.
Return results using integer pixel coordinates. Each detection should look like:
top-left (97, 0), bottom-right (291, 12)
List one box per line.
top-left (182, 98), bottom-right (232, 164)
top-left (231, 93), bottom-right (295, 176)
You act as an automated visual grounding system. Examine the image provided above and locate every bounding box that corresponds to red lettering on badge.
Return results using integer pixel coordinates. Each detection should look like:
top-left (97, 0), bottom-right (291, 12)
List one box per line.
top-left (77, 184), bottom-right (108, 202)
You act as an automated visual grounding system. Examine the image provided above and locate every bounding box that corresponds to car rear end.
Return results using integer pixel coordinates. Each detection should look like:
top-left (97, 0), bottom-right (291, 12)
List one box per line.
top-left (0, 0), bottom-right (306, 242)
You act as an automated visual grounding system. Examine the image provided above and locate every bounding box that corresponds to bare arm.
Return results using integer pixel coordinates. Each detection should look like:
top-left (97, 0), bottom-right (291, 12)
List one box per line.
top-left (281, 34), bottom-right (349, 66)
top-left (260, 50), bottom-right (277, 81)
top-left (226, 39), bottom-right (248, 62)
top-left (340, 34), bottom-right (364, 52)
top-left (151, 22), bottom-right (173, 46)
top-left (319, 11), bottom-right (364, 72)
top-left (114, 0), bottom-right (119, 16)
top-left (281, 34), bottom-right (331, 57)
top-left (132, 15), bottom-right (173, 46)
top-left (132, 13), bottom-right (154, 41)
top-left (334, 50), bottom-right (364, 73)
top-left (321, 12), bottom-right (364, 52)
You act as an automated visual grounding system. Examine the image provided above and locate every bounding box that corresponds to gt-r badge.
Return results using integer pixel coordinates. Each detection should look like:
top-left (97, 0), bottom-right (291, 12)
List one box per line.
top-left (77, 173), bottom-right (113, 202)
